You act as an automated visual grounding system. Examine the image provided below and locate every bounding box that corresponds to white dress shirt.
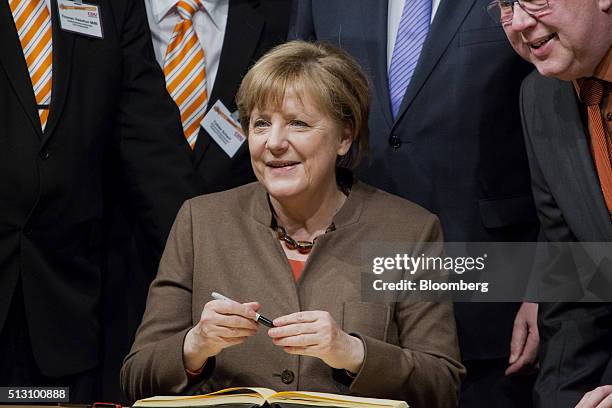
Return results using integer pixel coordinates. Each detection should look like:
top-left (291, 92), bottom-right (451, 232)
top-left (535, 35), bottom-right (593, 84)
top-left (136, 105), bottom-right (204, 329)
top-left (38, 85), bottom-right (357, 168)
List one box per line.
top-left (145, 0), bottom-right (229, 111)
top-left (387, 0), bottom-right (441, 70)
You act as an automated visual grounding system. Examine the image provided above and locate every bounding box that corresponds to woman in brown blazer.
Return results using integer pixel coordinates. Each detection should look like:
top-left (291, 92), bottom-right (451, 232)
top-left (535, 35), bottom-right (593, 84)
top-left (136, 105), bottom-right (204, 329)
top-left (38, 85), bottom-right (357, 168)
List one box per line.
top-left (121, 41), bottom-right (465, 408)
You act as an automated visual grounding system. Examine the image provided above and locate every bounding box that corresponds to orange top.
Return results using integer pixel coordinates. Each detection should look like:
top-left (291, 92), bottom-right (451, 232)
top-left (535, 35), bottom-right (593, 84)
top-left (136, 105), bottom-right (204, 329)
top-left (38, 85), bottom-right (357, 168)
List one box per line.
top-left (288, 259), bottom-right (306, 281)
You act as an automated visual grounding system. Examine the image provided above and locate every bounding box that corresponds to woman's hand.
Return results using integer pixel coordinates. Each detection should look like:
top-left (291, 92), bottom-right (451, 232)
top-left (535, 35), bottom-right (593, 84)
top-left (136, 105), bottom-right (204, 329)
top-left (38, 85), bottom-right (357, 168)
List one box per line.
top-left (268, 311), bottom-right (365, 374)
top-left (183, 300), bottom-right (260, 371)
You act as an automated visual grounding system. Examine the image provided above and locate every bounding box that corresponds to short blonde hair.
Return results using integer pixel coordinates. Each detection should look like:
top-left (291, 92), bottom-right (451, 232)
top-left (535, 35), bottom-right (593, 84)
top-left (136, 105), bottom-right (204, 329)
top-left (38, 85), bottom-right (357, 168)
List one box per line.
top-left (236, 40), bottom-right (370, 169)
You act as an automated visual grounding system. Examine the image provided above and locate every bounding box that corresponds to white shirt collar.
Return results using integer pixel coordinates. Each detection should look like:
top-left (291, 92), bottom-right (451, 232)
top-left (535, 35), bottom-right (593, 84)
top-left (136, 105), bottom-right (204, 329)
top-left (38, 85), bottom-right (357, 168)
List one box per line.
top-left (148, 0), bottom-right (224, 28)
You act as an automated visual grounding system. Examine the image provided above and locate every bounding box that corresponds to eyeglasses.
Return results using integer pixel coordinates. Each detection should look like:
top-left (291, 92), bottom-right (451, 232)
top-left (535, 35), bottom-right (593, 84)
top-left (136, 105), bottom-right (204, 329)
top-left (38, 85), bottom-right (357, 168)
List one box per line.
top-left (486, 0), bottom-right (551, 25)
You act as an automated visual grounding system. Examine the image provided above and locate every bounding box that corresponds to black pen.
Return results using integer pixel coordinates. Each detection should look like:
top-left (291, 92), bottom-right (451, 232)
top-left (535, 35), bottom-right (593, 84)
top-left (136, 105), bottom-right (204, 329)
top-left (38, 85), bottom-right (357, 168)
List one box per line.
top-left (211, 291), bottom-right (274, 327)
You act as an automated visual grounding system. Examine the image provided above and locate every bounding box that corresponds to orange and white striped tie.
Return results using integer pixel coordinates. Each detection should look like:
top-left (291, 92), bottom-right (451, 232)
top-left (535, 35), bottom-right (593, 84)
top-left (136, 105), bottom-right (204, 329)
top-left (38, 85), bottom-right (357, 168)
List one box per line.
top-left (163, 0), bottom-right (208, 150)
top-left (10, 0), bottom-right (53, 130)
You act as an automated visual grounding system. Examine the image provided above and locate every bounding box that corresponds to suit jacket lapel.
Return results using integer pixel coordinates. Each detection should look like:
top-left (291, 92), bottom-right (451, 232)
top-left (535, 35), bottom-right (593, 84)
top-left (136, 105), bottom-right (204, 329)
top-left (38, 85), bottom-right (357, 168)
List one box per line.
top-left (360, 0), bottom-right (393, 128)
top-left (0, 0), bottom-right (43, 138)
top-left (192, 0), bottom-right (263, 167)
top-left (394, 0), bottom-right (477, 125)
top-left (554, 83), bottom-right (612, 240)
top-left (42, 0), bottom-right (75, 145)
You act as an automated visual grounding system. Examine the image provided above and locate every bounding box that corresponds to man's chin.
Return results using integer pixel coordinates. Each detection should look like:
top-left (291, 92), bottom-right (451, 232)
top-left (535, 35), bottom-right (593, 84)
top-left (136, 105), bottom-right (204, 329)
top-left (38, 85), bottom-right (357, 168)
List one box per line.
top-left (532, 58), bottom-right (570, 80)
top-left (534, 65), bottom-right (577, 81)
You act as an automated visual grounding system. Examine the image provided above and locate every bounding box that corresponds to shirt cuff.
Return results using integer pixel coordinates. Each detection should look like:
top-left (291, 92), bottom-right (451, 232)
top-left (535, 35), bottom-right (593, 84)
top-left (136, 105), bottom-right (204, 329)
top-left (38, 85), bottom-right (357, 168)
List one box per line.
top-left (185, 359), bottom-right (208, 379)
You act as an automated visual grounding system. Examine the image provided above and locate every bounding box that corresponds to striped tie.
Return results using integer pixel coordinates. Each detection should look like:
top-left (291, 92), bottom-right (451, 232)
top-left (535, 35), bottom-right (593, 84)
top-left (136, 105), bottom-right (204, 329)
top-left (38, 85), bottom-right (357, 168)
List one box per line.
top-left (388, 0), bottom-right (431, 119)
top-left (580, 78), bottom-right (612, 216)
top-left (163, 0), bottom-right (208, 149)
top-left (10, 0), bottom-right (53, 130)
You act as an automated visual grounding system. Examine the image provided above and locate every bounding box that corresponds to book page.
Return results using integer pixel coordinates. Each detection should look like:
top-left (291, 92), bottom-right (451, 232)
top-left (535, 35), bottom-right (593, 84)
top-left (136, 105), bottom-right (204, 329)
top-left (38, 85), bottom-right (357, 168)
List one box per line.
top-left (134, 387), bottom-right (277, 407)
top-left (268, 391), bottom-right (408, 408)
top-left (134, 388), bottom-right (408, 408)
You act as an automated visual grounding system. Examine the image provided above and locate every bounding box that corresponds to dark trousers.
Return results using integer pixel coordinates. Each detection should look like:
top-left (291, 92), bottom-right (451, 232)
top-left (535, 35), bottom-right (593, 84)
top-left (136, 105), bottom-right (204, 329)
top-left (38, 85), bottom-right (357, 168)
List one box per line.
top-left (459, 358), bottom-right (535, 408)
top-left (535, 303), bottom-right (612, 408)
top-left (0, 280), bottom-right (99, 403)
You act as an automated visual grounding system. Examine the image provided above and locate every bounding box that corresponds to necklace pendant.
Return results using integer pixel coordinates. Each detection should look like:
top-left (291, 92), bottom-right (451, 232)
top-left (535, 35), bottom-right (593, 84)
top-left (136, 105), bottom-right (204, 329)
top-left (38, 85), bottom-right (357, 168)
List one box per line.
top-left (273, 219), bottom-right (335, 255)
top-left (296, 241), bottom-right (314, 254)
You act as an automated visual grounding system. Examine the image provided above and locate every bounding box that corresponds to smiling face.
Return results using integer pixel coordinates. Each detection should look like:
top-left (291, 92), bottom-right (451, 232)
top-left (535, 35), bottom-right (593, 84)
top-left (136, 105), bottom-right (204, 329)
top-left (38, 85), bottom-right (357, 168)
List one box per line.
top-left (248, 90), bottom-right (352, 204)
top-left (502, 0), bottom-right (612, 80)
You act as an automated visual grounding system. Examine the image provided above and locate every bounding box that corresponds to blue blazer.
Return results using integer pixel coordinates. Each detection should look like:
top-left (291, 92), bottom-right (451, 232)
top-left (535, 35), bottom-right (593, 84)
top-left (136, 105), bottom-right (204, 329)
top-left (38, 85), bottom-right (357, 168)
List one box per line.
top-left (289, 0), bottom-right (539, 360)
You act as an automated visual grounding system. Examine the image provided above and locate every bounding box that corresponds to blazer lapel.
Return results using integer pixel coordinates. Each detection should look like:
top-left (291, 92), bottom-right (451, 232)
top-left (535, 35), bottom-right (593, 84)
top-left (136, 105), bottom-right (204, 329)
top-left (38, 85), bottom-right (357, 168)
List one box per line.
top-left (394, 0), bottom-right (477, 125)
top-left (42, 0), bottom-right (75, 146)
top-left (360, 0), bottom-right (393, 128)
top-left (192, 0), bottom-right (263, 168)
top-left (0, 0), bottom-right (43, 138)
top-left (553, 83), bottom-right (612, 240)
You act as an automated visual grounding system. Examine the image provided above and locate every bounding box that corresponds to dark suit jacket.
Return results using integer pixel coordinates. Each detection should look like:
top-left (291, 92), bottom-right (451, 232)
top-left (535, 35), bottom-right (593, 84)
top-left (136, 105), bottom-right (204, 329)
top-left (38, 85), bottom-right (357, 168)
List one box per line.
top-left (121, 180), bottom-right (464, 408)
top-left (0, 0), bottom-right (197, 377)
top-left (190, 0), bottom-right (291, 194)
top-left (520, 71), bottom-right (612, 408)
top-left (289, 0), bottom-right (539, 360)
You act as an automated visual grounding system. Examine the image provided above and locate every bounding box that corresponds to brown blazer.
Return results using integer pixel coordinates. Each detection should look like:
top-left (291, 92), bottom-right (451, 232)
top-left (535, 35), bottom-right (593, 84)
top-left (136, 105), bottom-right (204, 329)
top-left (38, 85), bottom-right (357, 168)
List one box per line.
top-left (121, 178), bottom-right (465, 408)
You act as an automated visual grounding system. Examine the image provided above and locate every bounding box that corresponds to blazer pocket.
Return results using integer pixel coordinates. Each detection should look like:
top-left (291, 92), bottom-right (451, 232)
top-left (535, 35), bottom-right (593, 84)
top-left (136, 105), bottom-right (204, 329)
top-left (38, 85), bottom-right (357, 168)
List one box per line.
top-left (459, 26), bottom-right (508, 47)
top-left (342, 302), bottom-right (391, 341)
top-left (478, 195), bottom-right (538, 228)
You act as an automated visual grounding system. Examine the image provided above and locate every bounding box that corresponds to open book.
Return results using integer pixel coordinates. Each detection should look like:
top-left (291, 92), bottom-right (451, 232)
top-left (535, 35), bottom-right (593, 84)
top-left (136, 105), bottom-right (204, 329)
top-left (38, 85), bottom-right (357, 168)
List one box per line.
top-left (133, 387), bottom-right (409, 408)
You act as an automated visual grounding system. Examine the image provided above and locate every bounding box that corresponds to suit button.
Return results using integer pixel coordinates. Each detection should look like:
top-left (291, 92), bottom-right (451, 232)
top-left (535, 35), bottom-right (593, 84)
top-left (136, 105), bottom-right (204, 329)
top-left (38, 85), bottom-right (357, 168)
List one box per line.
top-left (23, 226), bottom-right (33, 236)
top-left (389, 135), bottom-right (401, 149)
top-left (39, 150), bottom-right (50, 160)
top-left (280, 369), bottom-right (295, 384)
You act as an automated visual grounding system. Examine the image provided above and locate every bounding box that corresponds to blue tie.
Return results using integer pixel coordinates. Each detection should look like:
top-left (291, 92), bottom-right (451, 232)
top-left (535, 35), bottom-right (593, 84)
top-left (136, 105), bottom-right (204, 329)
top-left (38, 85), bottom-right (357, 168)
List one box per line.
top-left (388, 0), bottom-right (432, 119)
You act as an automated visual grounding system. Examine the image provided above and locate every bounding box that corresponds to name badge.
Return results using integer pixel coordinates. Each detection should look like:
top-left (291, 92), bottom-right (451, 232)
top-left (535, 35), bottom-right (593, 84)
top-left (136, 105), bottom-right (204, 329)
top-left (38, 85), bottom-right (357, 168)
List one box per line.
top-left (202, 100), bottom-right (246, 158)
top-left (57, 0), bottom-right (103, 39)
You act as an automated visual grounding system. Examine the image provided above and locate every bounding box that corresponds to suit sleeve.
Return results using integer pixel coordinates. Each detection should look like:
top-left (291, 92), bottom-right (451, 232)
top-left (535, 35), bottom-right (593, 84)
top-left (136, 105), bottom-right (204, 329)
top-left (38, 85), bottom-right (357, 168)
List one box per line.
top-left (113, 0), bottom-right (199, 259)
top-left (121, 200), bottom-right (205, 401)
top-left (349, 215), bottom-right (465, 408)
top-left (519, 75), bottom-right (575, 242)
